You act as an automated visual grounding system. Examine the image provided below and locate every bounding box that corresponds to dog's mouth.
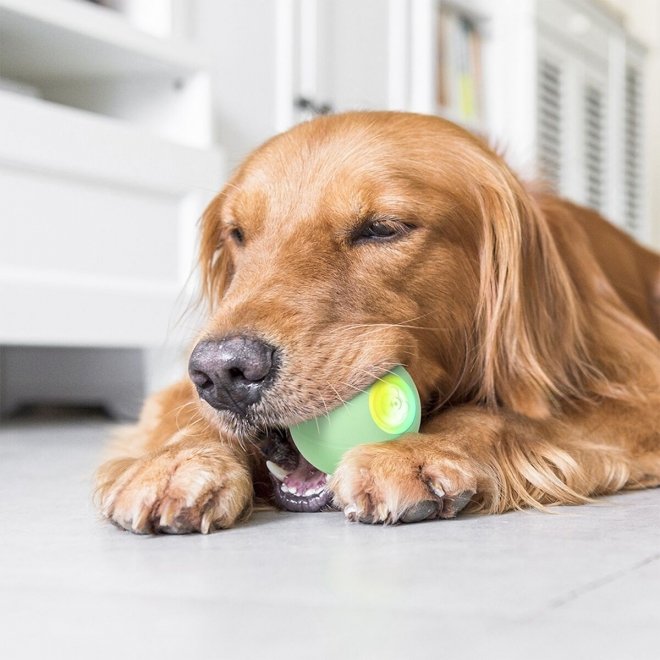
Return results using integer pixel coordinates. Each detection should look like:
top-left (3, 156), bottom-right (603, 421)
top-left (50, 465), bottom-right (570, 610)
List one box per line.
top-left (267, 452), bottom-right (331, 513)
top-left (253, 428), bottom-right (333, 513)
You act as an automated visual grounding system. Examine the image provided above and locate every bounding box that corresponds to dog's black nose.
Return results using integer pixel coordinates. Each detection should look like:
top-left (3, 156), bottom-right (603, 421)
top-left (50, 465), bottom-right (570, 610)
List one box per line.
top-left (188, 336), bottom-right (278, 414)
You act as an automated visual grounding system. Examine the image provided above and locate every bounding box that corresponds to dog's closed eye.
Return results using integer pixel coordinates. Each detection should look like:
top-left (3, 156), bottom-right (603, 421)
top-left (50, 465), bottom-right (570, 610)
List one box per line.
top-left (351, 216), bottom-right (416, 245)
top-left (228, 225), bottom-right (245, 245)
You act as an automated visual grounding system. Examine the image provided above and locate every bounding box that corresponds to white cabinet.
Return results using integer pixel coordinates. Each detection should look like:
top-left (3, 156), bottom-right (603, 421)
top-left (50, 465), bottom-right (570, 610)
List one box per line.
top-left (0, 0), bottom-right (222, 416)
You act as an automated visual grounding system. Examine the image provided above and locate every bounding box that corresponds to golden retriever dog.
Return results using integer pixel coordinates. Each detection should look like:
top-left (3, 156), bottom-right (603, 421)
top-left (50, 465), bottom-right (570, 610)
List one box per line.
top-left (95, 111), bottom-right (660, 533)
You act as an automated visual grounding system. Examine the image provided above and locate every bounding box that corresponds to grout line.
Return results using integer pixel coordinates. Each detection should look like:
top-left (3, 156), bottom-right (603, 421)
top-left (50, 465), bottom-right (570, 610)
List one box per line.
top-left (530, 551), bottom-right (660, 619)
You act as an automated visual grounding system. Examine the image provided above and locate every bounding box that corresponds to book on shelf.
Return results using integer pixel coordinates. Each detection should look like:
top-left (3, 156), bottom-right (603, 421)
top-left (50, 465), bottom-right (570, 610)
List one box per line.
top-left (436, 5), bottom-right (484, 126)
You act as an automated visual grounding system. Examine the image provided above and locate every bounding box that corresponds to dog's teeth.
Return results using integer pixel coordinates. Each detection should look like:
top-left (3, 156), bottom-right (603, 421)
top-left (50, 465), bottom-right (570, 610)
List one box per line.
top-left (303, 485), bottom-right (325, 497)
top-left (266, 461), bottom-right (290, 482)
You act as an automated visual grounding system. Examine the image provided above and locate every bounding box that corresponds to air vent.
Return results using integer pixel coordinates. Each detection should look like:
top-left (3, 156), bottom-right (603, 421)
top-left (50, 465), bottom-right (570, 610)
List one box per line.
top-left (584, 84), bottom-right (604, 211)
top-left (537, 59), bottom-right (562, 191)
top-left (624, 66), bottom-right (642, 234)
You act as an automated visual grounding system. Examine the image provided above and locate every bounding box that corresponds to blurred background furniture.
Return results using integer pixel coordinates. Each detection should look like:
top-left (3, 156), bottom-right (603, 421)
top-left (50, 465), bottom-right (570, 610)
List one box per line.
top-left (0, 0), bottom-right (221, 417)
top-left (200, 0), bottom-right (649, 240)
top-left (0, 0), bottom-right (657, 419)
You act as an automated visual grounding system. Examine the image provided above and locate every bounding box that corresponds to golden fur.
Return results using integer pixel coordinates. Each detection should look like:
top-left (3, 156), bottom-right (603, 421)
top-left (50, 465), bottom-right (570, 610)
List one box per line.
top-left (95, 112), bottom-right (660, 533)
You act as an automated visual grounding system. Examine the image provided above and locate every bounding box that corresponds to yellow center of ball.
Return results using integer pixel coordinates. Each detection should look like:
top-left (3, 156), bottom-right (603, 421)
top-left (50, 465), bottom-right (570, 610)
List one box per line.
top-left (368, 373), bottom-right (415, 434)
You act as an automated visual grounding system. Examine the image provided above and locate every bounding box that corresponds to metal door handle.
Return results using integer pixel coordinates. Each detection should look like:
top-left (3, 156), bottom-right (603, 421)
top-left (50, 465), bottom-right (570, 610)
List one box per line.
top-left (294, 96), bottom-right (334, 116)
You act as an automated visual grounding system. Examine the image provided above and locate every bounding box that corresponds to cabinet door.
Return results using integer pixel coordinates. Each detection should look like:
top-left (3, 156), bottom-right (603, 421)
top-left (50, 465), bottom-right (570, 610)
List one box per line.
top-left (291, 0), bottom-right (407, 122)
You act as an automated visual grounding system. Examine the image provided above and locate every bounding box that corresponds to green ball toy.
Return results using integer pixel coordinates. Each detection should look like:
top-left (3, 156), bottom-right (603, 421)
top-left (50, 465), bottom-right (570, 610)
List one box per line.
top-left (289, 366), bottom-right (421, 475)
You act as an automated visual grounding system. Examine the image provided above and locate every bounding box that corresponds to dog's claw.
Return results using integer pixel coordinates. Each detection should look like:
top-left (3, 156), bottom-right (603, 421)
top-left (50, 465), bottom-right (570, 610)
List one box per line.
top-left (132, 504), bottom-right (152, 534)
top-left (343, 504), bottom-right (359, 522)
top-left (158, 499), bottom-right (178, 529)
top-left (200, 509), bottom-right (214, 534)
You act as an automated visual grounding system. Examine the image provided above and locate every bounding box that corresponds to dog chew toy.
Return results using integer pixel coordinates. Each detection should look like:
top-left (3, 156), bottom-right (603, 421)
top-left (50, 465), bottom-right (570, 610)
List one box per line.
top-left (289, 366), bottom-right (421, 475)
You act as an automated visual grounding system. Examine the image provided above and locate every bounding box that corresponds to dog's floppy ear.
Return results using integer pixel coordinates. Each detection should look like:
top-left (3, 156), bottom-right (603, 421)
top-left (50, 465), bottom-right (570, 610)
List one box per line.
top-left (473, 162), bottom-right (595, 418)
top-left (198, 193), bottom-right (233, 309)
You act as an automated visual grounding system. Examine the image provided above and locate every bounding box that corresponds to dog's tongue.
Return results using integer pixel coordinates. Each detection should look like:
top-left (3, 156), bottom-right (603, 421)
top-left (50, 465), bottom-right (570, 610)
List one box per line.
top-left (267, 452), bottom-right (331, 512)
top-left (283, 454), bottom-right (327, 495)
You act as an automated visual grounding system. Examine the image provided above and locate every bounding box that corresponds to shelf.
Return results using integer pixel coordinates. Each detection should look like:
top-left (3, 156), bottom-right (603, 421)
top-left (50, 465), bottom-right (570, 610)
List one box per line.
top-left (440, 0), bottom-right (490, 26)
top-left (0, 0), bottom-right (206, 83)
top-left (436, 105), bottom-right (486, 136)
top-left (0, 89), bottom-right (221, 193)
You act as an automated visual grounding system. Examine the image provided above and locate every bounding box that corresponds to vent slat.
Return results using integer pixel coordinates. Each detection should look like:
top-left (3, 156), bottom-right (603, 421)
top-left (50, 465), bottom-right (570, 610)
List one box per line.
top-left (624, 66), bottom-right (642, 232)
top-left (537, 59), bottom-right (562, 191)
top-left (584, 84), bottom-right (604, 211)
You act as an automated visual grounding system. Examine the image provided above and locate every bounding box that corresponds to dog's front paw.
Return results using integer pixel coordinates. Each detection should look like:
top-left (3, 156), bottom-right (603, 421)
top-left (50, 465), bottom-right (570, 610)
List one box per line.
top-left (329, 441), bottom-right (476, 524)
top-left (95, 440), bottom-right (253, 534)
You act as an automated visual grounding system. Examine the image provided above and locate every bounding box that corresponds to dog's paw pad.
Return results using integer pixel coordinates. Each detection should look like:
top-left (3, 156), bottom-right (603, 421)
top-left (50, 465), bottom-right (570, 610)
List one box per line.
top-left (400, 500), bottom-right (440, 523)
top-left (439, 490), bottom-right (475, 519)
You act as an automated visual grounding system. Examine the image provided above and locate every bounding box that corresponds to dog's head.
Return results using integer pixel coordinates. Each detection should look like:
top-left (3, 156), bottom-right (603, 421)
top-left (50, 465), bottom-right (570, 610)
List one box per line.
top-left (188, 112), bottom-right (588, 511)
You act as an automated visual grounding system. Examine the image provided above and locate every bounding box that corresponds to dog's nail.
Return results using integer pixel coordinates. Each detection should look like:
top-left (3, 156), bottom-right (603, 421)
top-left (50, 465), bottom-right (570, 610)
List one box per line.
top-left (101, 489), bottom-right (120, 516)
top-left (344, 504), bottom-right (359, 522)
top-left (200, 509), bottom-right (214, 534)
top-left (428, 481), bottom-right (445, 499)
top-left (132, 505), bottom-right (151, 533)
top-left (159, 499), bottom-right (178, 528)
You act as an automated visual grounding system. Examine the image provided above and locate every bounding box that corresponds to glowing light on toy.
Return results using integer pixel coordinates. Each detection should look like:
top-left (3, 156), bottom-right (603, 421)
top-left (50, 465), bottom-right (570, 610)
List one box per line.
top-left (289, 366), bottom-right (421, 474)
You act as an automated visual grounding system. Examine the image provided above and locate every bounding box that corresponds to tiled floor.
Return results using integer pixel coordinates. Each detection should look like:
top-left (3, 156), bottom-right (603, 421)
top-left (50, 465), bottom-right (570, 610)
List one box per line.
top-left (1, 417), bottom-right (659, 660)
